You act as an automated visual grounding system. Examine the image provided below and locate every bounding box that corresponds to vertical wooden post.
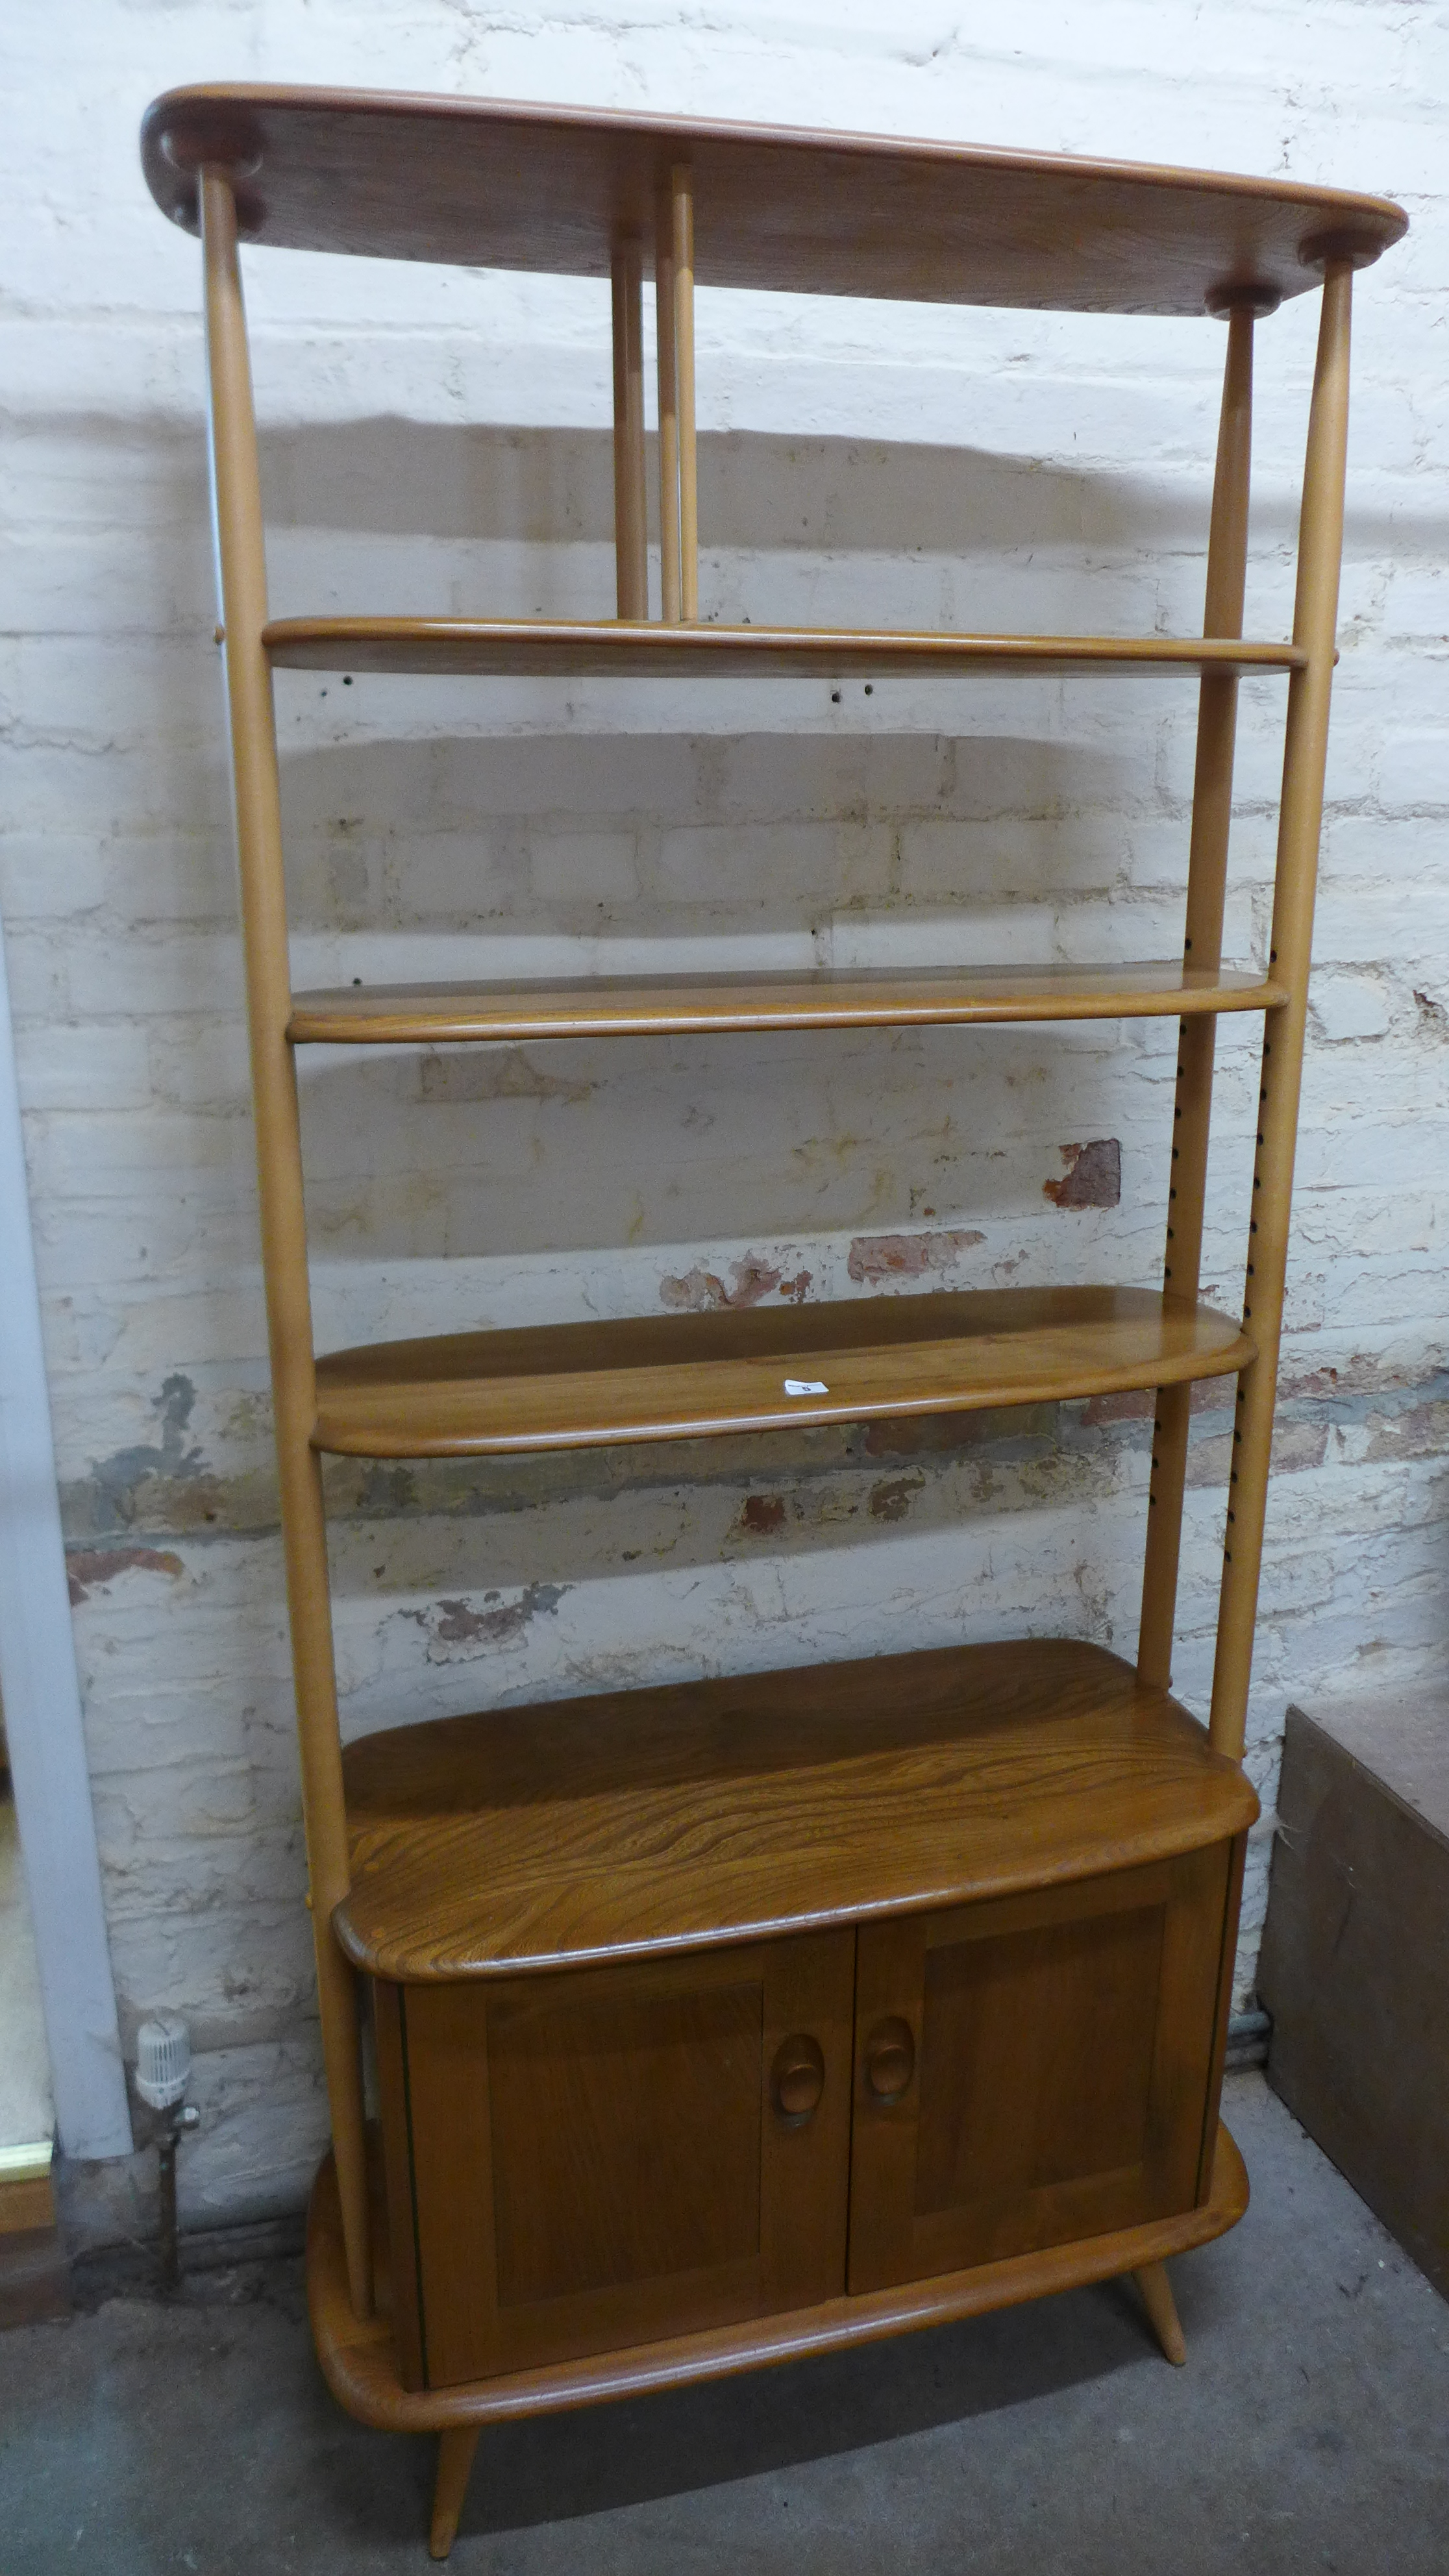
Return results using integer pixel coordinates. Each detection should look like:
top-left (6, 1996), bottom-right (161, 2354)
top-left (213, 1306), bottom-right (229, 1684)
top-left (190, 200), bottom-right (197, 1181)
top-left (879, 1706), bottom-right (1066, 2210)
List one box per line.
top-left (1209, 265), bottom-right (1354, 1761)
top-left (671, 165), bottom-right (699, 621)
top-left (1138, 307), bottom-right (1256, 1690)
top-left (610, 238), bottom-right (648, 620)
top-left (654, 186), bottom-right (681, 622)
top-left (199, 170), bottom-right (372, 2318)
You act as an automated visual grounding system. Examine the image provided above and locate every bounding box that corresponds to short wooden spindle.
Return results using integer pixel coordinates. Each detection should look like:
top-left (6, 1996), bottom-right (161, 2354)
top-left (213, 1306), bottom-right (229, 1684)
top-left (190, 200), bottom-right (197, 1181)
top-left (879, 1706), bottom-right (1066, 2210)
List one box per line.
top-left (610, 238), bottom-right (648, 619)
top-left (654, 186), bottom-right (682, 621)
top-left (671, 164), bottom-right (699, 619)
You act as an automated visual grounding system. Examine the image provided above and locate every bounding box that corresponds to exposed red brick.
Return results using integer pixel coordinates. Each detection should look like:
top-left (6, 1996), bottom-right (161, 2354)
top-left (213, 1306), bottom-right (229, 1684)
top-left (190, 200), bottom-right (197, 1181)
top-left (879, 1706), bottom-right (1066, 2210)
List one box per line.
top-left (738, 1494), bottom-right (787, 1536)
top-left (1043, 1139), bottom-right (1121, 1209)
top-left (1079, 1387), bottom-right (1155, 1426)
top-left (1363, 1400), bottom-right (1449, 1463)
top-left (67, 1546), bottom-right (184, 1605)
top-left (660, 1254), bottom-right (793, 1311)
top-left (1185, 1421), bottom-right (1327, 1488)
top-left (870, 1476), bottom-right (921, 1522)
top-left (1278, 1353), bottom-right (1394, 1402)
top-left (847, 1228), bottom-right (985, 1284)
top-left (863, 1403), bottom-right (1056, 1457)
top-left (1080, 1377), bottom-right (1232, 1428)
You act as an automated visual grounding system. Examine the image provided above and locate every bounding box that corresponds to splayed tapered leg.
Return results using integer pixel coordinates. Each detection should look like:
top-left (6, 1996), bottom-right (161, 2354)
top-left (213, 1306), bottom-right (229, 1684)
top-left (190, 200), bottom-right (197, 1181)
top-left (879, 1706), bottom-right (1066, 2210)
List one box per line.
top-left (1134, 2259), bottom-right (1188, 2364)
top-left (430, 2428), bottom-right (480, 2560)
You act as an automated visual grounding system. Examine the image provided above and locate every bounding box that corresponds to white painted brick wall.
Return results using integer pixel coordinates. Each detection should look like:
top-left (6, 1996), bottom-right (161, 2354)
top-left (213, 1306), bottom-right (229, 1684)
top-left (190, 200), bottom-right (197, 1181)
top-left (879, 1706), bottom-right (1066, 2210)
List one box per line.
top-left (3, 1), bottom-right (1446, 2226)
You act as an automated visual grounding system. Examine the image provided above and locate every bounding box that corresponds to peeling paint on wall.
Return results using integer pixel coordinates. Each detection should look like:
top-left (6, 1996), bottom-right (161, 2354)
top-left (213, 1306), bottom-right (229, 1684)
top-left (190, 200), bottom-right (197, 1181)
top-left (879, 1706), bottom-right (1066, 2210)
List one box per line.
top-left (406, 1584), bottom-right (569, 1657)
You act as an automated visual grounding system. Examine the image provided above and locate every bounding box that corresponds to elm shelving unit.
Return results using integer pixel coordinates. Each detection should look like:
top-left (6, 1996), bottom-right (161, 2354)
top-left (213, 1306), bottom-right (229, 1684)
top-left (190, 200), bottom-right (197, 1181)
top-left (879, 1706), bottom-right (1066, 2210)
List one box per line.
top-left (141, 86), bottom-right (1404, 2557)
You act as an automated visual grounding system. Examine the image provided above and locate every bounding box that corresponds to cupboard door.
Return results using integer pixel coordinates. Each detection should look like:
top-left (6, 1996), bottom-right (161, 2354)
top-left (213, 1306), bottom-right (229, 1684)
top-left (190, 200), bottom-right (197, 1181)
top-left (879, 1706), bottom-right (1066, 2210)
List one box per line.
top-left (848, 1846), bottom-right (1237, 2294)
top-left (381, 1930), bottom-right (853, 2388)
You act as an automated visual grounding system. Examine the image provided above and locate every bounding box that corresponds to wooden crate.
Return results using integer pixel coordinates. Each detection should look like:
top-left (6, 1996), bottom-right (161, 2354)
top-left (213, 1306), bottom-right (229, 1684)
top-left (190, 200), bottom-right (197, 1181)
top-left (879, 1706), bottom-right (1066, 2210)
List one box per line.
top-left (1258, 1694), bottom-right (1449, 2296)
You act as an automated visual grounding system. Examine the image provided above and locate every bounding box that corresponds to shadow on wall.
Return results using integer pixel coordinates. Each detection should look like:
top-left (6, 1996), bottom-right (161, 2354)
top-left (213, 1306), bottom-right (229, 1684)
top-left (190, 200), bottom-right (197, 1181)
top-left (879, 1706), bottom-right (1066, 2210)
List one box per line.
top-left (274, 724), bottom-right (1135, 950)
top-left (259, 420), bottom-right (1226, 552)
top-left (254, 429), bottom-right (1185, 1266)
top-left (291, 1019), bottom-right (1148, 1261)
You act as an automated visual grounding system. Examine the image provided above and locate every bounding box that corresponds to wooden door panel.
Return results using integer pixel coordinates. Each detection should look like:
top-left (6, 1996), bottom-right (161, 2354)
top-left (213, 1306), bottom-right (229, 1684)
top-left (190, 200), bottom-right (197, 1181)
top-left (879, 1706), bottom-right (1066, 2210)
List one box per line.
top-left (915, 1901), bottom-right (1165, 2211)
top-left (378, 1929), bottom-right (853, 2388)
top-left (849, 1846), bottom-right (1233, 2293)
top-left (488, 1974), bottom-right (763, 2307)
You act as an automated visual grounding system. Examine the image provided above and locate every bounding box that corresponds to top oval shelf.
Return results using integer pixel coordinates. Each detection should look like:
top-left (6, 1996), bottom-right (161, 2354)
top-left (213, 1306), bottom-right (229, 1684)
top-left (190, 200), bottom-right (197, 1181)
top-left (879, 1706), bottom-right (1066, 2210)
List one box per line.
top-left (140, 86), bottom-right (1406, 317)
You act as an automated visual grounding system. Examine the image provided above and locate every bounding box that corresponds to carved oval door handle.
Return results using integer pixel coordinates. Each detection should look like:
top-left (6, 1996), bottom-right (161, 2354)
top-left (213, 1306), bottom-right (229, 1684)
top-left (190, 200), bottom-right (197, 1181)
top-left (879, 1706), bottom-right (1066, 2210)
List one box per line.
top-left (771, 2033), bottom-right (826, 2123)
top-left (864, 2017), bottom-right (915, 2103)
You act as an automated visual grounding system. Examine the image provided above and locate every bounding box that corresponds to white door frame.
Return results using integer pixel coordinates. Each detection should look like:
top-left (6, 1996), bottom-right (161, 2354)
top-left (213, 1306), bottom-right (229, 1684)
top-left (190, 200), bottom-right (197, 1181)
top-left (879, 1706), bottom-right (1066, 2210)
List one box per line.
top-left (0, 911), bottom-right (131, 2159)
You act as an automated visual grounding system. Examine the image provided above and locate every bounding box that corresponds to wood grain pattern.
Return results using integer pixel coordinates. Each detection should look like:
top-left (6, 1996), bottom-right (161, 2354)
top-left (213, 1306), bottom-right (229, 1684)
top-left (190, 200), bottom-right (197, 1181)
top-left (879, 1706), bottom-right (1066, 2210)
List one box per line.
top-left (140, 86), bottom-right (1404, 313)
top-left (487, 1972), bottom-right (765, 2306)
top-left (288, 960), bottom-right (1287, 1045)
top-left (312, 1287), bottom-right (1255, 1460)
top-left (264, 617), bottom-right (1304, 679)
top-left (305, 2118), bottom-right (1250, 2433)
top-left (333, 1638), bottom-right (1258, 1981)
top-left (398, 1935), bottom-right (853, 2385)
top-left (847, 1848), bottom-right (1231, 2292)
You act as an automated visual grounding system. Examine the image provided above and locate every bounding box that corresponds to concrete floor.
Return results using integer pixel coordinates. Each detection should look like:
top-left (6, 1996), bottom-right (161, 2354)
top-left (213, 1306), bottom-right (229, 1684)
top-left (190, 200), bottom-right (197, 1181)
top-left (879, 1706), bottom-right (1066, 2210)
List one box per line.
top-left (1, 2073), bottom-right (1445, 2575)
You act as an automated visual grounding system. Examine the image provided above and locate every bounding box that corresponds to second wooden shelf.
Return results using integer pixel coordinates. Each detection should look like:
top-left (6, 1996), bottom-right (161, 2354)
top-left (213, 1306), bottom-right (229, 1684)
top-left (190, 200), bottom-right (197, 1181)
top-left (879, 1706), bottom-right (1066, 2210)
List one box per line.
top-left (289, 961), bottom-right (1287, 1045)
top-left (266, 615), bottom-right (1305, 680)
top-left (312, 1285), bottom-right (1252, 1457)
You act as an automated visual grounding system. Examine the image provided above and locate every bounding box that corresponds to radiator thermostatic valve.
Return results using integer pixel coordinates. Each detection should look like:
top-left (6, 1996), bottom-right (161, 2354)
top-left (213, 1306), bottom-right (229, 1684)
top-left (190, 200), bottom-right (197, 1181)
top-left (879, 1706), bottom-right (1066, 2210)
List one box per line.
top-left (135, 2011), bottom-right (193, 2111)
top-left (134, 2014), bottom-right (199, 2296)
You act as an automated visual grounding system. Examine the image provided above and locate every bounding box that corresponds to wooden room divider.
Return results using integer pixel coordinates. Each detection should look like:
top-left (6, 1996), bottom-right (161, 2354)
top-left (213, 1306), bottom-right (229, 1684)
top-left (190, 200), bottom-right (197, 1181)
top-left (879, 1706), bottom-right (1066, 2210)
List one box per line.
top-left (141, 86), bottom-right (1404, 2555)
